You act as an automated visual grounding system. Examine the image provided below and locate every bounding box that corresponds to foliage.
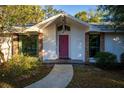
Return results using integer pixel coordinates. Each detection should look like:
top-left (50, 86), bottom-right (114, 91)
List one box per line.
top-left (0, 82), bottom-right (14, 88)
top-left (75, 10), bottom-right (102, 23)
top-left (0, 5), bottom-right (44, 62)
top-left (98, 5), bottom-right (124, 31)
top-left (75, 11), bottom-right (88, 22)
top-left (95, 52), bottom-right (117, 69)
top-left (0, 55), bottom-right (53, 88)
top-left (0, 55), bottom-right (40, 79)
top-left (120, 53), bottom-right (124, 63)
top-left (0, 5), bottom-right (44, 32)
top-left (89, 10), bottom-right (102, 23)
top-left (43, 5), bottom-right (63, 19)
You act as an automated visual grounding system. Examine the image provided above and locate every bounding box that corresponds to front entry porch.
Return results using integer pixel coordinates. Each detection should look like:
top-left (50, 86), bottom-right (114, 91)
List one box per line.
top-left (44, 59), bottom-right (83, 64)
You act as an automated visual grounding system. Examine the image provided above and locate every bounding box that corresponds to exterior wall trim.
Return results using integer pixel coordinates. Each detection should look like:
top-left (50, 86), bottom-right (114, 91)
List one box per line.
top-left (12, 33), bottom-right (19, 55)
top-left (100, 32), bottom-right (105, 52)
top-left (85, 32), bottom-right (89, 64)
top-left (38, 32), bottom-right (43, 60)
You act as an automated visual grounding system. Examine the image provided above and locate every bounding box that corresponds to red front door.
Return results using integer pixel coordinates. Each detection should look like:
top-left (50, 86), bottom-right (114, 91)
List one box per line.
top-left (59, 35), bottom-right (69, 59)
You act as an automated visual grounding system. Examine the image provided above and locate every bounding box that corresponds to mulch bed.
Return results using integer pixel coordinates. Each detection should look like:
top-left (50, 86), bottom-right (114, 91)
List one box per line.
top-left (0, 64), bottom-right (54, 88)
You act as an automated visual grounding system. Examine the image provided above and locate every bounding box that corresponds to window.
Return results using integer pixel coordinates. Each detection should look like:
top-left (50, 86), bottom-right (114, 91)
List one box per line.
top-left (57, 25), bottom-right (63, 31)
top-left (65, 25), bottom-right (71, 31)
top-left (89, 33), bottom-right (100, 57)
top-left (57, 25), bottom-right (70, 31)
top-left (19, 35), bottom-right (38, 56)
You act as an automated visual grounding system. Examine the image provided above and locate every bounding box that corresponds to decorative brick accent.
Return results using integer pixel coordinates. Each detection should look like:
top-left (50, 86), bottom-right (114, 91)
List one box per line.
top-left (12, 33), bottom-right (19, 55)
top-left (100, 32), bottom-right (105, 52)
top-left (38, 33), bottom-right (43, 60)
top-left (85, 32), bottom-right (89, 64)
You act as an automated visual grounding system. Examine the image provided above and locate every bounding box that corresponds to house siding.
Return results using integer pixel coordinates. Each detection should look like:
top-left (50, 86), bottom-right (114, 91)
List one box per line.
top-left (70, 24), bottom-right (85, 62)
top-left (42, 23), bottom-right (58, 60)
top-left (105, 33), bottom-right (124, 62)
top-left (42, 23), bottom-right (85, 63)
top-left (0, 35), bottom-right (12, 62)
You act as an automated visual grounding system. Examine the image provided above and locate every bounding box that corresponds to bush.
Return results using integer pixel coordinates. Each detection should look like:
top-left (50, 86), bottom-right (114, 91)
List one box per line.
top-left (95, 52), bottom-right (117, 69)
top-left (0, 55), bottom-right (40, 79)
top-left (120, 53), bottom-right (124, 63)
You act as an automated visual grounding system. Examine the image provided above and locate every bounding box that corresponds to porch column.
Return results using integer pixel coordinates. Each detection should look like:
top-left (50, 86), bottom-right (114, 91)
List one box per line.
top-left (85, 32), bottom-right (89, 64)
top-left (100, 32), bottom-right (105, 52)
top-left (38, 32), bottom-right (43, 60)
top-left (12, 33), bottom-right (19, 55)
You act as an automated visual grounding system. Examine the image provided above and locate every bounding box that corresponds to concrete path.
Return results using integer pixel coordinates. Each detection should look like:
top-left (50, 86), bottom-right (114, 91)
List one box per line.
top-left (26, 64), bottom-right (73, 88)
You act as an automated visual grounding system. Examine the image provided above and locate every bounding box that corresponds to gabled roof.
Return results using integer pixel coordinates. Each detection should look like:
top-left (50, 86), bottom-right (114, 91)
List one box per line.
top-left (24, 13), bottom-right (89, 32)
top-left (38, 13), bottom-right (89, 27)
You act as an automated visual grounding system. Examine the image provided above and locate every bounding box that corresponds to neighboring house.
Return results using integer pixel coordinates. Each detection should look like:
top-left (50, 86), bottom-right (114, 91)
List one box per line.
top-left (0, 13), bottom-right (124, 63)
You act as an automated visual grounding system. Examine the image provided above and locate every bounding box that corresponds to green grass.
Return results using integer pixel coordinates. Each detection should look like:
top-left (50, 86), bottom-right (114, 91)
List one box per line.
top-left (68, 64), bottom-right (124, 88)
top-left (0, 64), bottom-right (53, 88)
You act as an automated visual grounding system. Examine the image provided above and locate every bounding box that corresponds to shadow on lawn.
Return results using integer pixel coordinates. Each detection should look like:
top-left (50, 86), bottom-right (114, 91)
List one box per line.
top-left (68, 64), bottom-right (124, 88)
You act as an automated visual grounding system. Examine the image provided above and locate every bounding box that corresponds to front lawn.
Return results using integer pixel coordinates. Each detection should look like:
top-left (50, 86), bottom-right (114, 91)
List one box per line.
top-left (0, 55), bottom-right (53, 88)
top-left (68, 64), bottom-right (124, 88)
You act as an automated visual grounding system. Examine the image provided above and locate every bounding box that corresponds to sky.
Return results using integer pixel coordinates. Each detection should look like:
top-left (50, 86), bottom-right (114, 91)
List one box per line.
top-left (53, 5), bottom-right (97, 15)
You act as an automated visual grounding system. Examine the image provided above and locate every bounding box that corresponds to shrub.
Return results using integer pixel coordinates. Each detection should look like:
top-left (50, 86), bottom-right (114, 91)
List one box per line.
top-left (95, 52), bottom-right (117, 69)
top-left (0, 55), bottom-right (40, 79)
top-left (120, 53), bottom-right (124, 63)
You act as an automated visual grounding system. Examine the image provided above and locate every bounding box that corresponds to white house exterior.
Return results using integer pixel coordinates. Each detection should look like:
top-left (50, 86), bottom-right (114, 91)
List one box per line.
top-left (0, 36), bottom-right (12, 62)
top-left (0, 13), bottom-right (124, 63)
top-left (104, 33), bottom-right (124, 61)
top-left (42, 20), bottom-right (86, 61)
top-left (89, 24), bottom-right (124, 62)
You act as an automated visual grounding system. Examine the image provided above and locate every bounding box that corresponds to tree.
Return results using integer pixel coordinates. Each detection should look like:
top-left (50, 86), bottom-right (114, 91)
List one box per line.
top-left (89, 10), bottom-right (101, 23)
top-left (0, 5), bottom-right (44, 63)
top-left (98, 5), bottom-right (124, 31)
top-left (43, 5), bottom-right (63, 19)
top-left (75, 11), bottom-right (88, 22)
top-left (75, 10), bottom-right (101, 23)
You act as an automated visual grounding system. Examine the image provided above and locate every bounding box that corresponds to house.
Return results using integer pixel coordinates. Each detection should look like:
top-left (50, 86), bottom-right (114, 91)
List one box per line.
top-left (0, 13), bottom-right (124, 63)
